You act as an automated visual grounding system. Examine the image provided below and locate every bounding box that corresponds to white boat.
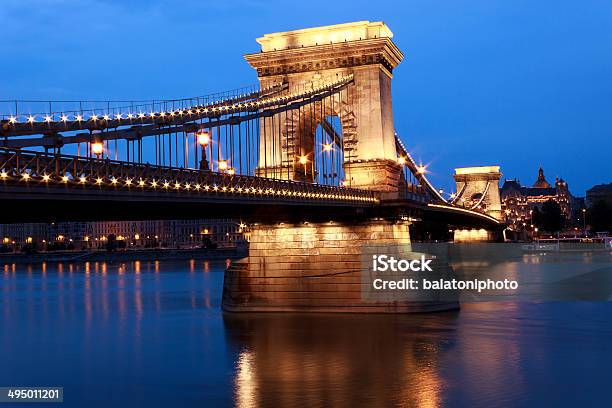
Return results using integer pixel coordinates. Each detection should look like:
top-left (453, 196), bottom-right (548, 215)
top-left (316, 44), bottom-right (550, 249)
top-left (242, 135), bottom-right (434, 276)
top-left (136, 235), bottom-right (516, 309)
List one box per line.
top-left (522, 237), bottom-right (612, 253)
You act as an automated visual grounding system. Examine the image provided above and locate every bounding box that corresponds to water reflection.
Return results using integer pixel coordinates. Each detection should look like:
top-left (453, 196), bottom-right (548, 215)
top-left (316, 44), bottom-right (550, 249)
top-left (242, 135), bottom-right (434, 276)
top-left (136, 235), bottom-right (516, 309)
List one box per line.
top-left (224, 313), bottom-right (460, 408)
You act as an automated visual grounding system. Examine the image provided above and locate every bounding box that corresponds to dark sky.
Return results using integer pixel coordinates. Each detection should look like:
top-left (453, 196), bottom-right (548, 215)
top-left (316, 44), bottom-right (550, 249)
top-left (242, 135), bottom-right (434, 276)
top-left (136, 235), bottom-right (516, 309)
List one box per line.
top-left (1, 0), bottom-right (610, 194)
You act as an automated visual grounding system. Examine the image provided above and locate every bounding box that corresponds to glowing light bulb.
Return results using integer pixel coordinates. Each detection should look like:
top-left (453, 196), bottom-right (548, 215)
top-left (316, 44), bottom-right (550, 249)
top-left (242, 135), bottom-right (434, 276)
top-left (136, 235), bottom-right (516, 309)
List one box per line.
top-left (197, 131), bottom-right (210, 145)
top-left (8, 116), bottom-right (17, 124)
top-left (91, 142), bottom-right (104, 156)
top-left (75, 115), bottom-right (83, 121)
top-left (60, 115), bottom-right (68, 122)
top-left (417, 165), bottom-right (426, 174)
top-left (44, 115), bottom-right (52, 122)
top-left (90, 114), bottom-right (98, 121)
top-left (299, 155), bottom-right (308, 165)
top-left (227, 168), bottom-right (235, 175)
top-left (323, 144), bottom-right (332, 152)
top-left (397, 156), bottom-right (406, 165)
top-left (96, 177), bottom-right (103, 184)
top-left (218, 160), bottom-right (228, 171)
top-left (115, 113), bottom-right (122, 120)
top-left (42, 174), bottom-right (50, 182)
top-left (27, 115), bottom-right (35, 123)
top-left (79, 176), bottom-right (86, 183)
top-left (61, 175), bottom-right (69, 182)
top-left (22, 173), bottom-right (30, 180)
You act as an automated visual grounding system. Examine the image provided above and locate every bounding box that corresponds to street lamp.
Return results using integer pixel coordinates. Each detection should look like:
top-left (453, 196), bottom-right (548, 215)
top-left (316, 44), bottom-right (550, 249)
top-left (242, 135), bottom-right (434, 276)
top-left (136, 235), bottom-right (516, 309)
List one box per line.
top-left (197, 130), bottom-right (210, 170)
top-left (218, 160), bottom-right (228, 172)
top-left (582, 208), bottom-right (587, 236)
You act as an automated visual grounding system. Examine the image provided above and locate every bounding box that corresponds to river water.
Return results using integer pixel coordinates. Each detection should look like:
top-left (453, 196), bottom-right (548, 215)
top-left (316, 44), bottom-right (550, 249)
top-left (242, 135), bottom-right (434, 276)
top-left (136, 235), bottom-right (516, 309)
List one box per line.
top-left (1, 256), bottom-right (612, 407)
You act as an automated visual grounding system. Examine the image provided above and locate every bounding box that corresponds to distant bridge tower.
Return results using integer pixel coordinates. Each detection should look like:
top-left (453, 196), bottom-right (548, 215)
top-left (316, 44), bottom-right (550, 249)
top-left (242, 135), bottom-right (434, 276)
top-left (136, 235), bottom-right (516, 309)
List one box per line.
top-left (245, 21), bottom-right (404, 197)
top-left (453, 166), bottom-right (503, 220)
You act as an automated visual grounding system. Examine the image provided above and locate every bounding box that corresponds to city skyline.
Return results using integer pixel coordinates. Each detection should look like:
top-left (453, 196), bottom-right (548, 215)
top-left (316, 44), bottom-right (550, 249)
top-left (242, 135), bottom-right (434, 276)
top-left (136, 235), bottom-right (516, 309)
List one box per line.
top-left (2, 0), bottom-right (611, 193)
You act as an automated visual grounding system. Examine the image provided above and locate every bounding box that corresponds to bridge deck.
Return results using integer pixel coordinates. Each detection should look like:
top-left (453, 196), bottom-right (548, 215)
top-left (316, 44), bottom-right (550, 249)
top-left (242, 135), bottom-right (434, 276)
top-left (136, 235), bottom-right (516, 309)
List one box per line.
top-left (0, 148), bottom-right (377, 205)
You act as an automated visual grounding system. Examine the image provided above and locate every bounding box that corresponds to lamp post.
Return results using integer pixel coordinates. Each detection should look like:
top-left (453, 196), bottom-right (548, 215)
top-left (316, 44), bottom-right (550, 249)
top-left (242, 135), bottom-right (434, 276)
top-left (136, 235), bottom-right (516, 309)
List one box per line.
top-left (197, 130), bottom-right (210, 171)
top-left (582, 208), bottom-right (587, 236)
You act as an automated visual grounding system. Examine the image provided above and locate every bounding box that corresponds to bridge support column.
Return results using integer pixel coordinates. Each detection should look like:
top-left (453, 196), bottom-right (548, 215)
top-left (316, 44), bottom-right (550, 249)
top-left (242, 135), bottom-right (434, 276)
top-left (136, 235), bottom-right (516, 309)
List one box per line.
top-left (223, 219), bottom-right (458, 313)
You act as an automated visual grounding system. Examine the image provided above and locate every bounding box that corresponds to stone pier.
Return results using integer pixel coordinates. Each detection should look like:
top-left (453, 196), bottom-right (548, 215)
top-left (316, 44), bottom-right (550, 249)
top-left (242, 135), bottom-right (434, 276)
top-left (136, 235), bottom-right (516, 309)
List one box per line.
top-left (222, 220), bottom-right (459, 313)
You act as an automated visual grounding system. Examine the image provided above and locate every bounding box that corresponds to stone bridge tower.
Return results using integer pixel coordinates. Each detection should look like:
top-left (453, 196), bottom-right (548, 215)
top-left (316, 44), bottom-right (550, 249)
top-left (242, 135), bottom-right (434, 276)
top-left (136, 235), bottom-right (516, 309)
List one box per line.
top-left (245, 21), bottom-right (404, 197)
top-left (453, 166), bottom-right (503, 220)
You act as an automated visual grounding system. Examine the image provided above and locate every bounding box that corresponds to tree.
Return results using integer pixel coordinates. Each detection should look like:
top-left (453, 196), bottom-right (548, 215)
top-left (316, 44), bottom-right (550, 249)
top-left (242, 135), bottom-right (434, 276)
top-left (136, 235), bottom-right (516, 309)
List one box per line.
top-left (106, 234), bottom-right (117, 251)
top-left (538, 199), bottom-right (562, 233)
top-left (587, 200), bottom-right (612, 233)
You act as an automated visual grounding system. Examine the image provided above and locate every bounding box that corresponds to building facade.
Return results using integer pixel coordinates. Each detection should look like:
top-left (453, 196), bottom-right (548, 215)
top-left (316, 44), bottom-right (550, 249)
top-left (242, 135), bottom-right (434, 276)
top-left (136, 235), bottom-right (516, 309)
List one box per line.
top-left (500, 167), bottom-right (577, 230)
top-left (0, 219), bottom-right (248, 251)
top-left (586, 183), bottom-right (612, 208)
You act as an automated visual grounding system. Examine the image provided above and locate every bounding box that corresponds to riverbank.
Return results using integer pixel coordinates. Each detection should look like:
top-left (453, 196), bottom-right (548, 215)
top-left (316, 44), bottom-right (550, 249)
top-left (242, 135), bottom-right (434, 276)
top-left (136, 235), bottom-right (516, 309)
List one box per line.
top-left (0, 247), bottom-right (247, 264)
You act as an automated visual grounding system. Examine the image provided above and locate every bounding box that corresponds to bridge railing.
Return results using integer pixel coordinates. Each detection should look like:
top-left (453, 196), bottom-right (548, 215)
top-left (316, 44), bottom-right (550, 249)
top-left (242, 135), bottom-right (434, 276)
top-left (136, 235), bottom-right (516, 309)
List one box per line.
top-left (0, 147), bottom-right (378, 205)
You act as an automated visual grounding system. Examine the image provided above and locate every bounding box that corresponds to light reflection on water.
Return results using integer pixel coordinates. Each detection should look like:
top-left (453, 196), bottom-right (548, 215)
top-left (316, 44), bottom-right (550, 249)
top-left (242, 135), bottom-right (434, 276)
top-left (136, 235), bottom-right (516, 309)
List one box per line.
top-left (0, 256), bottom-right (611, 407)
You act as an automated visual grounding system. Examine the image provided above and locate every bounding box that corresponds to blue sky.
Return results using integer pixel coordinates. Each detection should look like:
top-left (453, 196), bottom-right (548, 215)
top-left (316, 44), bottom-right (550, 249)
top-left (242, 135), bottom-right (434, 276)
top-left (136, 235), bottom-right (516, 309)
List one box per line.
top-left (1, 0), bottom-right (611, 194)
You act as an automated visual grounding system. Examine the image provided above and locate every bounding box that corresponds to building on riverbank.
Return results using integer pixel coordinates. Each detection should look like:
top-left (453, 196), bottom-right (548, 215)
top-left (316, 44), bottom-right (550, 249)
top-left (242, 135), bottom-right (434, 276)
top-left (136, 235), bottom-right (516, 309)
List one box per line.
top-left (500, 167), bottom-right (580, 230)
top-left (0, 219), bottom-right (248, 251)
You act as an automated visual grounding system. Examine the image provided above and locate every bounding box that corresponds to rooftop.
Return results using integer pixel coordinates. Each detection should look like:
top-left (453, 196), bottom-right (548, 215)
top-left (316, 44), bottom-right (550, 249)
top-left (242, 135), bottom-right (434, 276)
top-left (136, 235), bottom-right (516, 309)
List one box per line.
top-left (255, 21), bottom-right (393, 52)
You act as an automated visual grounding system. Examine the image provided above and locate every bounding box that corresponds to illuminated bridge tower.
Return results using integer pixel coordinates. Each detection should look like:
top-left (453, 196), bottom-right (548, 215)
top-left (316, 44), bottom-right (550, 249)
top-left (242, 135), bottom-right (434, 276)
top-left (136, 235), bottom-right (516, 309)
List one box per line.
top-left (453, 166), bottom-right (503, 221)
top-left (223, 22), bottom-right (459, 314)
top-left (245, 21), bottom-right (404, 198)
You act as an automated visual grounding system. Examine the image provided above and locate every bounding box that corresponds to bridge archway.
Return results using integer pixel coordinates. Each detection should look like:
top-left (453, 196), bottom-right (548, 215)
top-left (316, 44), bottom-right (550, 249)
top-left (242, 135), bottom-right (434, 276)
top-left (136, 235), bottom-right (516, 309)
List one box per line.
top-left (246, 21), bottom-right (404, 197)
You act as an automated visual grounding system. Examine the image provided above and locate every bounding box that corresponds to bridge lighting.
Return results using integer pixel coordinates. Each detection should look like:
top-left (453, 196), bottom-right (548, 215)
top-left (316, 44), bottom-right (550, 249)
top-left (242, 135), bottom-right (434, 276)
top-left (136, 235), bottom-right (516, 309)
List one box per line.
top-left (138, 179), bottom-right (145, 187)
top-left (79, 176), bottom-right (86, 183)
top-left (138, 113), bottom-right (146, 119)
top-left (115, 113), bottom-right (122, 120)
top-left (397, 156), bottom-right (406, 165)
top-left (44, 115), bottom-right (52, 122)
top-left (103, 114), bottom-right (110, 120)
top-left (299, 155), bottom-right (308, 165)
top-left (61, 175), bottom-right (69, 182)
top-left (27, 115), bottom-right (36, 123)
top-left (110, 177), bottom-right (118, 184)
top-left (42, 174), bottom-right (50, 182)
top-left (149, 112), bottom-right (156, 118)
top-left (90, 114), bottom-right (98, 121)
top-left (75, 115), bottom-right (83, 121)
top-left (127, 113), bottom-right (134, 119)
top-left (125, 178), bottom-right (132, 186)
top-left (91, 142), bottom-right (104, 158)
top-left (323, 144), bottom-right (332, 152)
top-left (194, 183), bottom-right (201, 190)
top-left (197, 131), bottom-right (210, 145)
top-left (218, 160), bottom-right (228, 171)
top-left (22, 172), bottom-right (30, 180)
top-left (96, 177), bottom-right (103, 184)
top-left (227, 168), bottom-right (235, 175)
top-left (61, 115), bottom-right (68, 122)
top-left (163, 181), bottom-right (170, 188)
top-left (416, 165), bottom-right (427, 174)
top-left (8, 116), bottom-right (17, 124)
top-left (174, 182), bottom-right (181, 189)
top-left (450, 192), bottom-right (456, 199)
top-left (151, 180), bottom-right (158, 187)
